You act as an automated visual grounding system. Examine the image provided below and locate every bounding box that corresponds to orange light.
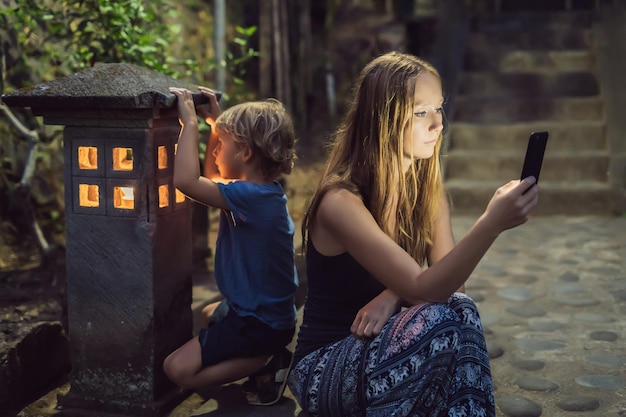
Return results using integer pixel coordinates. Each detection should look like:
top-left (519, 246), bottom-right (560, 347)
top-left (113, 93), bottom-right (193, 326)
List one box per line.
top-left (158, 146), bottom-right (168, 170)
top-left (78, 184), bottom-right (99, 207)
top-left (158, 185), bottom-right (169, 208)
top-left (78, 147), bottom-right (98, 170)
top-left (175, 189), bottom-right (186, 203)
top-left (113, 148), bottom-right (133, 171)
top-left (113, 186), bottom-right (135, 209)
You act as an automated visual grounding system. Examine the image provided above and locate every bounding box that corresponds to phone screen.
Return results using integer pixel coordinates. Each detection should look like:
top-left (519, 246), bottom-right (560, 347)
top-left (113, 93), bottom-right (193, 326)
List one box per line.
top-left (520, 131), bottom-right (549, 183)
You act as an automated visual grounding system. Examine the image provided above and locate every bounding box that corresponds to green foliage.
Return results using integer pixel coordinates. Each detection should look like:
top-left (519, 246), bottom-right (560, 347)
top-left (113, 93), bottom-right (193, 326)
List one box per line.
top-left (1, 0), bottom-right (193, 81)
top-left (197, 25), bottom-right (259, 159)
top-left (0, 0), bottom-right (197, 250)
top-left (208, 25), bottom-right (260, 103)
top-left (228, 25), bottom-right (260, 83)
top-left (0, 0), bottom-right (263, 252)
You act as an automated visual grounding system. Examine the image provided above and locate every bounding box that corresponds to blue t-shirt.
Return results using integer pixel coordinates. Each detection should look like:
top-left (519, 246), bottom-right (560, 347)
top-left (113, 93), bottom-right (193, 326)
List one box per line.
top-left (215, 180), bottom-right (298, 330)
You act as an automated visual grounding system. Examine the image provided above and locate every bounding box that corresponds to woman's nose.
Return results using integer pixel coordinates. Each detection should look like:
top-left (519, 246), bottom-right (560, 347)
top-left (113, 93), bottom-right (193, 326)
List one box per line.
top-left (430, 116), bottom-right (443, 132)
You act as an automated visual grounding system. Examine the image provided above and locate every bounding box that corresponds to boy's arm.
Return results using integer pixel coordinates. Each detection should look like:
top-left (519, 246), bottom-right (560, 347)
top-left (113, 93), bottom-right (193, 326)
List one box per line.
top-left (203, 122), bottom-right (221, 180)
top-left (169, 87), bottom-right (229, 210)
top-left (196, 86), bottom-right (222, 181)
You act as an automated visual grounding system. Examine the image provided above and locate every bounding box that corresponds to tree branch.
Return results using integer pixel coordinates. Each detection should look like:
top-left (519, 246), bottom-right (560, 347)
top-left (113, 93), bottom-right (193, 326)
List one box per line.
top-left (1, 53), bottom-right (51, 258)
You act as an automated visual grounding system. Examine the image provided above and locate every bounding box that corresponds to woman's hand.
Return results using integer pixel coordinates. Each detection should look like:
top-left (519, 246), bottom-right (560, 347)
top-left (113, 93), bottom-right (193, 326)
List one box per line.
top-left (351, 290), bottom-right (402, 339)
top-left (482, 176), bottom-right (539, 234)
top-left (196, 86), bottom-right (221, 123)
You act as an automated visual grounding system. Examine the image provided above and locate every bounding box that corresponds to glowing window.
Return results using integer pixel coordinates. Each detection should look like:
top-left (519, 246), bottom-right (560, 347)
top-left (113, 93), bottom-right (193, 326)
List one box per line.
top-left (113, 148), bottom-right (133, 171)
top-left (175, 189), bottom-right (186, 204)
top-left (158, 146), bottom-right (168, 170)
top-left (158, 185), bottom-right (169, 208)
top-left (78, 184), bottom-right (99, 207)
top-left (113, 186), bottom-right (135, 209)
top-left (78, 147), bottom-right (98, 170)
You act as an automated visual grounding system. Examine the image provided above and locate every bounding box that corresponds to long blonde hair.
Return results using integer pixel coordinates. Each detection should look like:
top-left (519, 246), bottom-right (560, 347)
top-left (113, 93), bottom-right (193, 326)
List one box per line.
top-left (303, 52), bottom-right (445, 266)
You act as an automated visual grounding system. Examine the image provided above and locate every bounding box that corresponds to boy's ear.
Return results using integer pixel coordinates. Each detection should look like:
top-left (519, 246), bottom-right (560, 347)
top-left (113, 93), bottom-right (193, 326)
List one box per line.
top-left (240, 144), bottom-right (254, 162)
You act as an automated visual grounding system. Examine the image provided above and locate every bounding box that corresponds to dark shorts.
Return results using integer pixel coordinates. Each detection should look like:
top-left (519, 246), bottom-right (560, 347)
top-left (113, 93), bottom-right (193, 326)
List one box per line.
top-left (198, 301), bottom-right (295, 368)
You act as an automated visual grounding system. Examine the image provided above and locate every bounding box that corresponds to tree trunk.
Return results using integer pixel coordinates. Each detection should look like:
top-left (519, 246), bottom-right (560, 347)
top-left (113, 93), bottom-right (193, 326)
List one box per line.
top-left (278, 0), bottom-right (292, 114)
top-left (214, 0), bottom-right (226, 95)
top-left (260, 0), bottom-right (292, 114)
top-left (297, 0), bottom-right (313, 130)
top-left (259, 0), bottom-right (272, 98)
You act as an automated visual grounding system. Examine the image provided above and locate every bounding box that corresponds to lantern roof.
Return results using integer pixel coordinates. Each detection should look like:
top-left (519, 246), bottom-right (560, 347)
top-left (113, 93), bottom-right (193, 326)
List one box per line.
top-left (1, 63), bottom-right (216, 111)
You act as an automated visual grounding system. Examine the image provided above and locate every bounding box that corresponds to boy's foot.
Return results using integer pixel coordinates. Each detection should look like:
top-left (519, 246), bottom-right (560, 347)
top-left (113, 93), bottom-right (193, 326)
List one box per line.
top-left (244, 347), bottom-right (293, 406)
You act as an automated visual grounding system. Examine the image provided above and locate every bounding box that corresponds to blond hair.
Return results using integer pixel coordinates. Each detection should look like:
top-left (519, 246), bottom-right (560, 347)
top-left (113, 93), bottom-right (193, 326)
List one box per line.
top-left (303, 52), bottom-right (446, 265)
top-left (215, 98), bottom-right (296, 179)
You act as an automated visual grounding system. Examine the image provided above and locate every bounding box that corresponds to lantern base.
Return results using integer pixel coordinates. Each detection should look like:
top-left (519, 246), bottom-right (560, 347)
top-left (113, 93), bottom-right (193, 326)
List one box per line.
top-left (56, 386), bottom-right (190, 417)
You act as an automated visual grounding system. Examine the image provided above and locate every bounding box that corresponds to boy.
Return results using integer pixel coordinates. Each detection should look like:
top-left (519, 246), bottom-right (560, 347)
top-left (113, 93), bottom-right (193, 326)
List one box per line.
top-left (164, 86), bottom-right (298, 406)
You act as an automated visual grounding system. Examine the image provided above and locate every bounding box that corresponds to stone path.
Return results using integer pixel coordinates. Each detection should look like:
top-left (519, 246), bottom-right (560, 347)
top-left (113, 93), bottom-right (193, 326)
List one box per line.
top-left (458, 215), bottom-right (626, 417)
top-left (16, 215), bottom-right (626, 417)
top-left (166, 215), bottom-right (626, 417)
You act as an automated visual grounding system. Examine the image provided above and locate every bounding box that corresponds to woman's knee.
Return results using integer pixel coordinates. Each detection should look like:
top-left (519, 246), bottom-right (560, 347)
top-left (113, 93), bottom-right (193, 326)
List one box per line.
top-left (448, 293), bottom-right (484, 330)
top-left (448, 292), bottom-right (478, 310)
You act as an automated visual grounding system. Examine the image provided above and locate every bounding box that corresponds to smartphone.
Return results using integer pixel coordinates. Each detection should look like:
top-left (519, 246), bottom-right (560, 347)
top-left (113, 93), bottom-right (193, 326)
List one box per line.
top-left (520, 131), bottom-right (549, 184)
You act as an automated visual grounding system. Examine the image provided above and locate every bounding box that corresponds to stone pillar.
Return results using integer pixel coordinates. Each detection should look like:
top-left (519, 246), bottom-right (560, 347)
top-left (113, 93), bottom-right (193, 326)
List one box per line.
top-left (2, 63), bottom-right (209, 416)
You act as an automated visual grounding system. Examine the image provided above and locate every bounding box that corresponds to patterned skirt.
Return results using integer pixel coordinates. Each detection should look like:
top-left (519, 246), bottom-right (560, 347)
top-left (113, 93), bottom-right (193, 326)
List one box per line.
top-left (287, 293), bottom-right (495, 417)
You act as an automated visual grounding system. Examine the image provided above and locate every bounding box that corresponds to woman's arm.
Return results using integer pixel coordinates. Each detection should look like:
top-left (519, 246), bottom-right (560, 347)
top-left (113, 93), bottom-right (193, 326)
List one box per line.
top-left (315, 178), bottom-right (538, 305)
top-left (350, 289), bottom-right (403, 338)
top-left (170, 87), bottom-right (229, 210)
top-left (427, 194), bottom-right (464, 293)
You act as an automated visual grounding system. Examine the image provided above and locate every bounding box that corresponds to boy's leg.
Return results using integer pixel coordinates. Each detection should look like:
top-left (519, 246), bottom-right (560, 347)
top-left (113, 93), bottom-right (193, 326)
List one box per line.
top-left (163, 336), bottom-right (270, 389)
top-left (244, 346), bottom-right (293, 406)
top-left (200, 301), bottom-right (223, 328)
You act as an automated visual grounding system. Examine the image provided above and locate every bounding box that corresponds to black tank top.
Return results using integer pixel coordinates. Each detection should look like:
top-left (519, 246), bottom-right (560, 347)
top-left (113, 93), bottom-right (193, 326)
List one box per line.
top-left (294, 239), bottom-right (386, 364)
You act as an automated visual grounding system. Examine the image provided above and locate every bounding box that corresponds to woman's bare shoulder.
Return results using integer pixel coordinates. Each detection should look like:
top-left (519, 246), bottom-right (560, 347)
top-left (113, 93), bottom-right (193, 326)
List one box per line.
top-left (317, 187), bottom-right (367, 224)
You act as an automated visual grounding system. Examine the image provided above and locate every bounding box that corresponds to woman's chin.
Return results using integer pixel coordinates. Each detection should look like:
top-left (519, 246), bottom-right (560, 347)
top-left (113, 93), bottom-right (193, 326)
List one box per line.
top-left (404, 151), bottom-right (435, 164)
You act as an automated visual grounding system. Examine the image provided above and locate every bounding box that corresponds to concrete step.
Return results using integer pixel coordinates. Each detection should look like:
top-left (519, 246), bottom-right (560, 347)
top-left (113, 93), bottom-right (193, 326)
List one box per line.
top-left (447, 122), bottom-right (607, 151)
top-left (445, 180), bottom-right (616, 215)
top-left (458, 71), bottom-right (599, 98)
top-left (444, 150), bottom-right (609, 182)
top-left (452, 96), bottom-right (603, 123)
top-left (464, 49), bottom-right (595, 73)
top-left (493, 0), bottom-right (598, 13)
top-left (466, 28), bottom-right (592, 51)
top-left (472, 11), bottom-right (595, 31)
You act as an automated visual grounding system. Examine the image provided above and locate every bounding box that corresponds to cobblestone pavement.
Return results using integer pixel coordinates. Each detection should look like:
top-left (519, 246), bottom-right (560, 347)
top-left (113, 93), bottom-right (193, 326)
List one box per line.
top-left (166, 215), bottom-right (626, 417)
top-left (452, 215), bottom-right (626, 417)
top-left (17, 215), bottom-right (626, 417)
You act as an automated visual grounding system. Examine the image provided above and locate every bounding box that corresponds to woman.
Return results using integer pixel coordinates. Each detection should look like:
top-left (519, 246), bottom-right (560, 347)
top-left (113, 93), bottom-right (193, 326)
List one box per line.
top-left (287, 52), bottom-right (538, 416)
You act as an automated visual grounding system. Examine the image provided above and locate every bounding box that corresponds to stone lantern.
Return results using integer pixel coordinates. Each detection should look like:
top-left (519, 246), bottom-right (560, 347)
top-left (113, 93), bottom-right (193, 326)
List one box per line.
top-left (2, 63), bottom-right (211, 416)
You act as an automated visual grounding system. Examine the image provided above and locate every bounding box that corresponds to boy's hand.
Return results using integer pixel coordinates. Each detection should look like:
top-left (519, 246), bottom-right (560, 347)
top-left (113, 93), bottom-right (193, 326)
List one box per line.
top-left (169, 87), bottom-right (198, 127)
top-left (196, 86), bottom-right (221, 123)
